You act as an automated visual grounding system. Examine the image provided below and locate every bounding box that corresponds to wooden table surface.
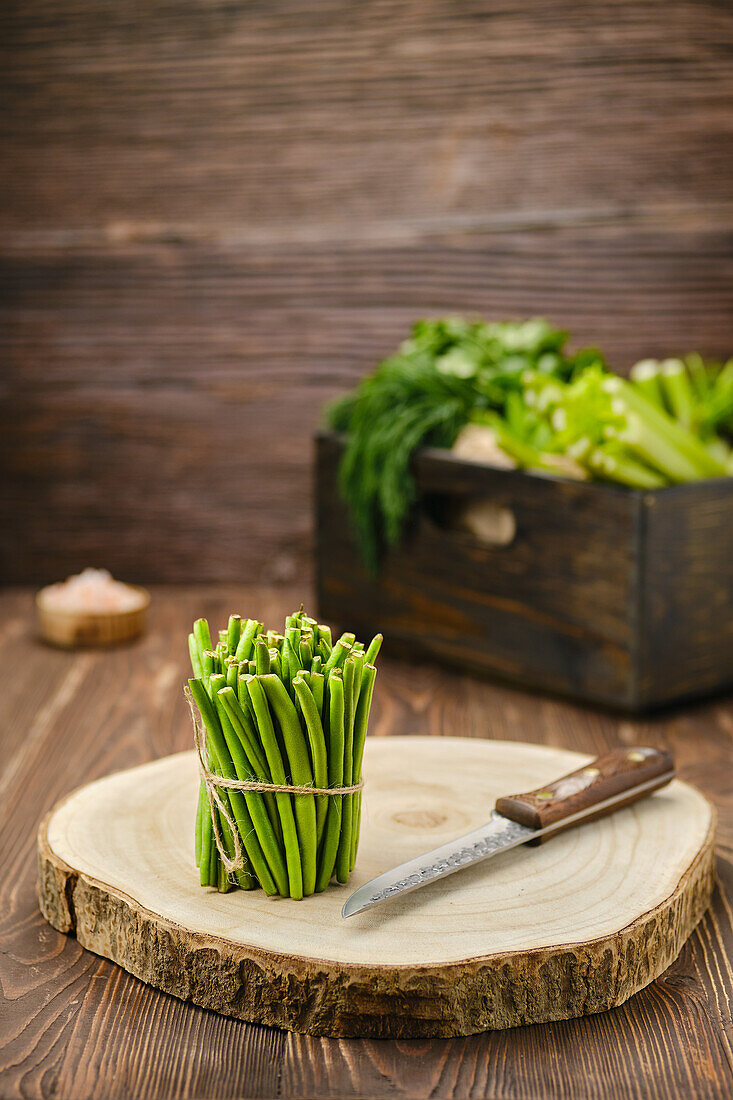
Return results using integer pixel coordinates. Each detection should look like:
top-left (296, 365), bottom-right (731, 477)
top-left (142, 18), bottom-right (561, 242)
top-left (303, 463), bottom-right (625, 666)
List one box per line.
top-left (1, 586), bottom-right (732, 1100)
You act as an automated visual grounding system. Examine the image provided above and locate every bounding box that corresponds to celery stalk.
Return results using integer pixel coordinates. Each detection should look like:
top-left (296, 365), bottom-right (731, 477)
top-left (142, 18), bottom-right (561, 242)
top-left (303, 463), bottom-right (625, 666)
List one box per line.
top-left (603, 377), bottom-right (727, 478)
top-left (630, 360), bottom-right (666, 410)
top-left (659, 360), bottom-right (695, 428)
top-left (586, 447), bottom-right (666, 489)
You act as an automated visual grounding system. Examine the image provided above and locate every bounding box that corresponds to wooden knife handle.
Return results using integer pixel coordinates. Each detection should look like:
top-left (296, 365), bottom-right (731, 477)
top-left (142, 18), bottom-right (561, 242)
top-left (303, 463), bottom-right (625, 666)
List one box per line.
top-left (495, 747), bottom-right (675, 843)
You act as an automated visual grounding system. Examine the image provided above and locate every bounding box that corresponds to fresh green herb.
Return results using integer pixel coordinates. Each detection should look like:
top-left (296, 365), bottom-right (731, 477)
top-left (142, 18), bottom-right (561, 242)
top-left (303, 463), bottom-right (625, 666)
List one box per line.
top-left (327, 318), bottom-right (732, 569)
top-left (327, 318), bottom-right (605, 570)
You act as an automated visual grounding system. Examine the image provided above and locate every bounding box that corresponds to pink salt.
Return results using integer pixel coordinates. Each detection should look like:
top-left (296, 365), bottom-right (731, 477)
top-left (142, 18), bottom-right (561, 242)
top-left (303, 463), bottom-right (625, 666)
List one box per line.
top-left (42, 569), bottom-right (144, 614)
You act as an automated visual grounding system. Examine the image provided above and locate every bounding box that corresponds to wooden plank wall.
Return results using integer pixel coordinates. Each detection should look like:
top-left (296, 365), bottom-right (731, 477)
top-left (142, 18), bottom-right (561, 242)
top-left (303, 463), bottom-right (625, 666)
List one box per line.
top-left (1, 0), bottom-right (732, 584)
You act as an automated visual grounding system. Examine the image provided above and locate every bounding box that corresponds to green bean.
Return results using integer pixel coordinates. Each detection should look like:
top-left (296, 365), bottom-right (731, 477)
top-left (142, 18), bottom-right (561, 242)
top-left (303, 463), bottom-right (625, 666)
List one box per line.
top-left (194, 779), bottom-right (206, 865)
top-left (205, 734), bottom-right (254, 891)
top-left (255, 637), bottom-right (270, 677)
top-left (213, 689), bottom-right (289, 895)
top-left (208, 671), bottom-right (226, 703)
top-left (259, 674), bottom-right (317, 896)
top-left (216, 686), bottom-right (283, 845)
top-left (336, 658), bottom-right (356, 883)
top-left (318, 624), bottom-right (333, 648)
top-left (351, 649), bottom-right (365, 707)
top-left (350, 663), bottom-right (377, 868)
top-left (365, 633), bottom-right (383, 665)
top-left (208, 756), bottom-right (246, 891)
top-left (195, 684), bottom-right (264, 890)
top-left (238, 673), bottom-right (256, 719)
top-left (210, 821), bottom-right (225, 889)
top-left (194, 618), bottom-right (213, 658)
top-left (191, 633), bottom-right (207, 867)
top-left (206, 823), bottom-right (218, 887)
top-left (212, 769), bottom-right (263, 891)
top-left (227, 614), bottom-right (242, 655)
top-left (311, 655), bottom-right (322, 676)
top-left (235, 619), bottom-right (261, 662)
top-left (317, 638), bottom-right (331, 663)
top-left (188, 679), bottom-right (278, 896)
top-left (315, 669), bottom-right (344, 892)
top-left (323, 633), bottom-right (355, 674)
top-left (244, 676), bottom-right (303, 899)
top-left (299, 637), bottom-right (314, 667)
top-left (292, 676), bottom-right (329, 844)
top-left (202, 651), bottom-right (218, 694)
top-left (282, 638), bottom-right (302, 684)
top-left (218, 859), bottom-right (231, 892)
top-left (259, 676), bottom-right (313, 782)
top-left (199, 792), bottom-right (214, 885)
top-left (225, 659), bottom-right (239, 689)
top-left (309, 671), bottom-right (325, 719)
top-left (215, 686), bottom-right (268, 777)
top-left (269, 648), bottom-right (283, 678)
top-left (189, 633), bottom-right (204, 679)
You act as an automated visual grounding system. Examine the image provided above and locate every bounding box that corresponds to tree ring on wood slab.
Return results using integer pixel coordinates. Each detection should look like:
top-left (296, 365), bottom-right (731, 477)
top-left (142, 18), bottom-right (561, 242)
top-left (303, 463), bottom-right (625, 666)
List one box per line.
top-left (37, 738), bottom-right (715, 1038)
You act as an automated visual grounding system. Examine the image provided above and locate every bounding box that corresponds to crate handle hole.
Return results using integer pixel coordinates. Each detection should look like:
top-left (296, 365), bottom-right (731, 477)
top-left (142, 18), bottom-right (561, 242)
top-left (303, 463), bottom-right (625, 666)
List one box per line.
top-left (423, 494), bottom-right (516, 547)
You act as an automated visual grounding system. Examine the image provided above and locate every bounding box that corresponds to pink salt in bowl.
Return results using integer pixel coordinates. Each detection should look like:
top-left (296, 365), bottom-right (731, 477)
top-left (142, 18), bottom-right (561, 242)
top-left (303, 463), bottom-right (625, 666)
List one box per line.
top-left (36, 571), bottom-right (150, 648)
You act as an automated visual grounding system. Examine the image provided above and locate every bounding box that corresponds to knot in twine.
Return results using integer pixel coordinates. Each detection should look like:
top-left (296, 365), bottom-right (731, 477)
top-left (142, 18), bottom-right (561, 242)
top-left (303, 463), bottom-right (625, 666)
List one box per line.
top-left (185, 685), bottom-right (364, 877)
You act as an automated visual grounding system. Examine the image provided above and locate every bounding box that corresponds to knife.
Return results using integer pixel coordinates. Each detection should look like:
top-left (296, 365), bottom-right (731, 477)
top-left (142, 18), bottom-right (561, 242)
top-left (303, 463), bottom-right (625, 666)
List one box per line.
top-left (342, 746), bottom-right (674, 918)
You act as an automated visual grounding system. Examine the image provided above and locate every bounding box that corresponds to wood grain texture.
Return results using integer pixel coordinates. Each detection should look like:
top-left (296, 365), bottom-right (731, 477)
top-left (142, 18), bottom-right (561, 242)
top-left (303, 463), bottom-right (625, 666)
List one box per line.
top-left (1, 0), bottom-right (733, 583)
top-left (639, 483), bottom-right (733, 702)
top-left (36, 741), bottom-right (713, 1037)
top-left (1, 585), bottom-right (733, 1096)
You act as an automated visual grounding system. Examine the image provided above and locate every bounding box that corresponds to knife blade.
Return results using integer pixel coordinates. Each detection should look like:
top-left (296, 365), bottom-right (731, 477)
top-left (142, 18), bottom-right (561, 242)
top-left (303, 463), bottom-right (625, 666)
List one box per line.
top-left (342, 745), bottom-right (675, 918)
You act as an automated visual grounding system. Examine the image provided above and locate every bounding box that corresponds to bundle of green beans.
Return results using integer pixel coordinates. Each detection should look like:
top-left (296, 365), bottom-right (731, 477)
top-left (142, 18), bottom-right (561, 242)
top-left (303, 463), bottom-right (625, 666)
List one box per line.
top-left (188, 608), bottom-right (381, 897)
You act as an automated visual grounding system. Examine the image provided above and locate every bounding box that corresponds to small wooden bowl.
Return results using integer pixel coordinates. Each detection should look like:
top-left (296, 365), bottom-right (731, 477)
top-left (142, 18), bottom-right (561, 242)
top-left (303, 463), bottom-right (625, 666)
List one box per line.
top-left (36, 585), bottom-right (150, 648)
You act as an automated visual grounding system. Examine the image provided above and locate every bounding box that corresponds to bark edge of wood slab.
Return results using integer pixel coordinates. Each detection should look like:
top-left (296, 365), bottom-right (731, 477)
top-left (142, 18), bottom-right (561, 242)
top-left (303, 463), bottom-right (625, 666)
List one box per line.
top-left (37, 739), bottom-right (715, 1039)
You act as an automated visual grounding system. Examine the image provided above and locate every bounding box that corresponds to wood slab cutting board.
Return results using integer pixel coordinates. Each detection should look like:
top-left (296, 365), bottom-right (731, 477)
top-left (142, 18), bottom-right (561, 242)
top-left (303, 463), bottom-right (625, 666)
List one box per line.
top-left (38, 738), bottom-right (714, 1038)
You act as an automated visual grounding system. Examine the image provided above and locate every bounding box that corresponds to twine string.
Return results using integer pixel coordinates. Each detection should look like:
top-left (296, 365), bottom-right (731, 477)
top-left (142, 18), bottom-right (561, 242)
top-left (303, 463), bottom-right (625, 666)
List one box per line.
top-left (185, 685), bottom-right (364, 877)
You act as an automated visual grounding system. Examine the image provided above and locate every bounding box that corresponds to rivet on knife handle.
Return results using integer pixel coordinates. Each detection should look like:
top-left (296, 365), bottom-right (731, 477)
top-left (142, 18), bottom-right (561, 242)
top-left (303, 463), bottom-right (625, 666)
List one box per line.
top-left (495, 746), bottom-right (675, 843)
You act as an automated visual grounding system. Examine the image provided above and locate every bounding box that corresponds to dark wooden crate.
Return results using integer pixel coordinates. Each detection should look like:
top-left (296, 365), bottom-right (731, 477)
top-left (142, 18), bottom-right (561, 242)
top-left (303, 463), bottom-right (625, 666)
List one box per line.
top-left (315, 432), bottom-right (733, 711)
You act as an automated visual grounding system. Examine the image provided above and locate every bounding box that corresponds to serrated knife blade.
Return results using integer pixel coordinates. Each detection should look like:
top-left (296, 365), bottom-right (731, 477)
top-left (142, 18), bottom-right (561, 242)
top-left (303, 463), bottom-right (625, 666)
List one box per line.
top-left (342, 747), bottom-right (675, 918)
top-left (342, 811), bottom-right (534, 918)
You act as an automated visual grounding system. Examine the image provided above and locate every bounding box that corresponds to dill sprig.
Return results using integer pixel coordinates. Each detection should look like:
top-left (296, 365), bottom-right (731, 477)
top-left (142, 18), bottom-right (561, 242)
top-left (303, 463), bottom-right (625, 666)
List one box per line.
top-left (327, 317), bottom-right (601, 570)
